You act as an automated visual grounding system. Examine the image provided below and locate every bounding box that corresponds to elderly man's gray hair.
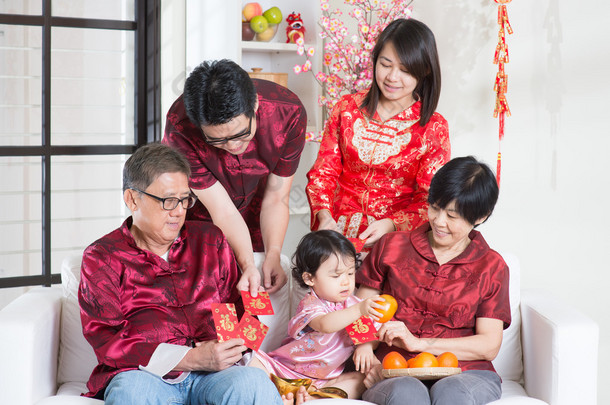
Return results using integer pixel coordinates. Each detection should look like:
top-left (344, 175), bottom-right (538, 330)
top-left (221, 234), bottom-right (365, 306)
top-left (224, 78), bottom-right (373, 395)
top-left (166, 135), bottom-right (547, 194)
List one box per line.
top-left (122, 143), bottom-right (191, 192)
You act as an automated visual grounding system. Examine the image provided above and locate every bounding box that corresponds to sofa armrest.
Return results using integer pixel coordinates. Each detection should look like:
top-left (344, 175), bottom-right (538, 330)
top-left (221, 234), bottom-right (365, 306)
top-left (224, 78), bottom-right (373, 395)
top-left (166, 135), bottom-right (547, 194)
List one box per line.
top-left (520, 289), bottom-right (598, 405)
top-left (0, 287), bottom-right (63, 405)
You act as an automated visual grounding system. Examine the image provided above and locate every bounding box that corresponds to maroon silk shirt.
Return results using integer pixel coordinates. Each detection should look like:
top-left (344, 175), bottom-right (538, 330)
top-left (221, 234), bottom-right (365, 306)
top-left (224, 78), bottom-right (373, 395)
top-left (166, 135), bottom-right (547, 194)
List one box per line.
top-left (78, 218), bottom-right (243, 397)
top-left (162, 79), bottom-right (307, 251)
top-left (356, 224), bottom-right (511, 373)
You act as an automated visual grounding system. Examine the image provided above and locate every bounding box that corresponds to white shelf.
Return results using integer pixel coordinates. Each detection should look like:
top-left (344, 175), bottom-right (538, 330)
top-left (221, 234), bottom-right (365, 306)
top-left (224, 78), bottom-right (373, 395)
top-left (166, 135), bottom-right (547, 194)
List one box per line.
top-left (241, 41), bottom-right (300, 52)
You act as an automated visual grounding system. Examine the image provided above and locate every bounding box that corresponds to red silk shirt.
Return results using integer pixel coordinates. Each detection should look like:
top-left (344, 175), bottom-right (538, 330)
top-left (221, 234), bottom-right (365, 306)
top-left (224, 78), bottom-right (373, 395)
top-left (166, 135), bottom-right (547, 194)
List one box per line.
top-left (356, 224), bottom-right (511, 373)
top-left (162, 79), bottom-right (307, 251)
top-left (306, 92), bottom-right (450, 237)
top-left (78, 218), bottom-right (243, 397)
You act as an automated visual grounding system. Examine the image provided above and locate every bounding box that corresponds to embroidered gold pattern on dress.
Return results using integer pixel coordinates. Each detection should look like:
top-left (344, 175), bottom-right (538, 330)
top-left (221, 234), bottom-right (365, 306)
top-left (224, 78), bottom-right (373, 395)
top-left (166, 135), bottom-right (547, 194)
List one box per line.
top-left (352, 118), bottom-right (418, 165)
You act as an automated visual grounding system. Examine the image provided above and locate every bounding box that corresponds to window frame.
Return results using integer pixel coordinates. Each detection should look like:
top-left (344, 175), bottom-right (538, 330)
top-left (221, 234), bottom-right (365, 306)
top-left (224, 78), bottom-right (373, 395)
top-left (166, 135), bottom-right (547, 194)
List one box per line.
top-left (0, 0), bottom-right (161, 289)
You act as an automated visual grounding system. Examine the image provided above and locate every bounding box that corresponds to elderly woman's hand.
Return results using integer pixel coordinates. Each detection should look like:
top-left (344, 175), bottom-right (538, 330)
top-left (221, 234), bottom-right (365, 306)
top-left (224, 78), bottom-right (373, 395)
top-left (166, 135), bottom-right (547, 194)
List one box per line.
top-left (377, 321), bottom-right (421, 352)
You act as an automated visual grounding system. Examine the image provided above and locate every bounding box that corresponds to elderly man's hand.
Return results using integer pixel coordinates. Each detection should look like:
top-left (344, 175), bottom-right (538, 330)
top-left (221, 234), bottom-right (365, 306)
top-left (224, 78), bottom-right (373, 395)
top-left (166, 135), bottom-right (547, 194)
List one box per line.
top-left (261, 250), bottom-right (287, 294)
top-left (236, 264), bottom-right (262, 297)
top-left (180, 339), bottom-right (247, 372)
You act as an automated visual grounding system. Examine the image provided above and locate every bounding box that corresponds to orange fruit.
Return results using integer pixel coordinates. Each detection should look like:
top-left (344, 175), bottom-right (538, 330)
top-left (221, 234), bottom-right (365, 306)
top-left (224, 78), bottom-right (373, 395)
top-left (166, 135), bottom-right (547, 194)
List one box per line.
top-left (437, 352), bottom-right (459, 368)
top-left (382, 351), bottom-right (409, 369)
top-left (409, 352), bottom-right (438, 368)
top-left (375, 294), bottom-right (397, 323)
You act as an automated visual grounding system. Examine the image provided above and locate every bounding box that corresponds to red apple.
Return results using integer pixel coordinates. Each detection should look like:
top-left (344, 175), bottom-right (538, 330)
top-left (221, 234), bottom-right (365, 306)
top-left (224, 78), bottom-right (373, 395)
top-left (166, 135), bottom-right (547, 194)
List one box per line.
top-left (242, 21), bottom-right (255, 41)
top-left (242, 2), bottom-right (262, 22)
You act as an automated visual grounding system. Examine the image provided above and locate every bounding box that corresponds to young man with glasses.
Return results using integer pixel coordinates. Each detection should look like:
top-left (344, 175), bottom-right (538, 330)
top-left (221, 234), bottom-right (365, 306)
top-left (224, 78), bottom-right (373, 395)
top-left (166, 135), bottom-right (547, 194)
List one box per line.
top-left (163, 59), bottom-right (307, 297)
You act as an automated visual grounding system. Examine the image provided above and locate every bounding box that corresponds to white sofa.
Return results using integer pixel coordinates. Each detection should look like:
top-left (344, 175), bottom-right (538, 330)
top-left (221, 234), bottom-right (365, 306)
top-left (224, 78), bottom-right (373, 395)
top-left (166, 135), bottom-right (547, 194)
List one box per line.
top-left (0, 252), bottom-right (599, 405)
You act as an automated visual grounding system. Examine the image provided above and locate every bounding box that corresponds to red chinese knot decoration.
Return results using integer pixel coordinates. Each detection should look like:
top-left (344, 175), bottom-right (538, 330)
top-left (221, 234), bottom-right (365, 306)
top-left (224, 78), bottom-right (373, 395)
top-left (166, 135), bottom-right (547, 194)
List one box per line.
top-left (493, 0), bottom-right (512, 186)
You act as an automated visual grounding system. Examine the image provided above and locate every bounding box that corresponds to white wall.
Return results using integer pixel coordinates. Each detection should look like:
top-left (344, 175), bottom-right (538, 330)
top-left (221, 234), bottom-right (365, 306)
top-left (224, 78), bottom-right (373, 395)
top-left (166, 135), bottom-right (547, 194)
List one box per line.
top-left (412, 1), bottom-right (608, 402)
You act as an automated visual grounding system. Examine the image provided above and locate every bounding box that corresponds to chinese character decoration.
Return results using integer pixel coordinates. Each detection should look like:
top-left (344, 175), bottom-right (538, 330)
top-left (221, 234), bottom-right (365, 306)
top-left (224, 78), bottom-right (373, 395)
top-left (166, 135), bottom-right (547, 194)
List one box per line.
top-left (493, 0), bottom-right (513, 186)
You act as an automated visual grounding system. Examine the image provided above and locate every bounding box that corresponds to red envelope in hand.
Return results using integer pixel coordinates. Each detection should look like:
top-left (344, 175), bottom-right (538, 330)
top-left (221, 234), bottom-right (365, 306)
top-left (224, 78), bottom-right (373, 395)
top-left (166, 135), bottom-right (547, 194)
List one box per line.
top-left (348, 238), bottom-right (366, 253)
top-left (346, 316), bottom-right (378, 345)
top-left (237, 312), bottom-right (269, 351)
top-left (211, 303), bottom-right (240, 342)
top-left (240, 290), bottom-right (274, 315)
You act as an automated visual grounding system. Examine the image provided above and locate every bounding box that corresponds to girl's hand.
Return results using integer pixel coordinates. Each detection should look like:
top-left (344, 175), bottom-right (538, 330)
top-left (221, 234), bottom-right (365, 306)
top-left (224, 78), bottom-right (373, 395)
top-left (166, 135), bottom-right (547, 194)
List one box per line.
top-left (359, 295), bottom-right (385, 321)
top-left (377, 321), bottom-right (421, 352)
top-left (353, 343), bottom-right (381, 374)
top-left (363, 364), bottom-right (385, 389)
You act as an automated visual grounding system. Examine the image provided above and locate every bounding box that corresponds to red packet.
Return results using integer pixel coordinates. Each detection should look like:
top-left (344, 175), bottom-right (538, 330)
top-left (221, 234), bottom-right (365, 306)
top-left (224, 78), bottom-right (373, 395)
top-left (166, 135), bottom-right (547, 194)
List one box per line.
top-left (346, 316), bottom-right (378, 345)
top-left (237, 312), bottom-right (269, 351)
top-left (211, 303), bottom-right (240, 342)
top-left (240, 290), bottom-right (274, 315)
top-left (348, 238), bottom-right (366, 253)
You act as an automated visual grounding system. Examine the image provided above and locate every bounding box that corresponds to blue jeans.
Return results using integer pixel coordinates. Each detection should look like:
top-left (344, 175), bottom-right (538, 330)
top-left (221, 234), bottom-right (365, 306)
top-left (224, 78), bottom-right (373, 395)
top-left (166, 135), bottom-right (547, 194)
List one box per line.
top-left (104, 367), bottom-right (282, 405)
top-left (362, 370), bottom-right (502, 405)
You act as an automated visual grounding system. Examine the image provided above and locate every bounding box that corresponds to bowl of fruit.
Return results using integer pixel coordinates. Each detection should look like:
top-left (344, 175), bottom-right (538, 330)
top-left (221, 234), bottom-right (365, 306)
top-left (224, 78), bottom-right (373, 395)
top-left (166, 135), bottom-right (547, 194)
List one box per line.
top-left (242, 3), bottom-right (283, 42)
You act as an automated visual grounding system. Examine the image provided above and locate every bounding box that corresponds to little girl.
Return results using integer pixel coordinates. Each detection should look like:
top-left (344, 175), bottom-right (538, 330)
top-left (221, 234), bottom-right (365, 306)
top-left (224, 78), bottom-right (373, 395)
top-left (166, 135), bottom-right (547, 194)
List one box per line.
top-left (248, 230), bottom-right (384, 404)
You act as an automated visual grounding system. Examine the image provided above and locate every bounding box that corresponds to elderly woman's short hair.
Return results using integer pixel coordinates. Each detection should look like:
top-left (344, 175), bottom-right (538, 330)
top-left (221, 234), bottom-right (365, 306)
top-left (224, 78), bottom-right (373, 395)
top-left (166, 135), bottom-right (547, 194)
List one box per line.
top-left (123, 143), bottom-right (191, 191)
top-left (428, 156), bottom-right (499, 225)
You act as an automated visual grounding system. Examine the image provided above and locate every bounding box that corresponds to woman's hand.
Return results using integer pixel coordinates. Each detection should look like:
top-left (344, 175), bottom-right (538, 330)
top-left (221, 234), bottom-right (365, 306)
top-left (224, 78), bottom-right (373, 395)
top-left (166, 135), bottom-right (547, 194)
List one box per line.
top-left (353, 343), bottom-right (381, 374)
top-left (377, 321), bottom-right (421, 352)
top-left (316, 210), bottom-right (338, 231)
top-left (359, 218), bottom-right (396, 247)
top-left (363, 364), bottom-right (385, 389)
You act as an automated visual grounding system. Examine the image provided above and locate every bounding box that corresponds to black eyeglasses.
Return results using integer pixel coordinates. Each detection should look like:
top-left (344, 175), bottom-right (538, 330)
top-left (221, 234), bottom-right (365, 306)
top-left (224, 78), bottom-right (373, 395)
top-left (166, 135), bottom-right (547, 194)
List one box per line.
top-left (201, 116), bottom-right (253, 146)
top-left (131, 188), bottom-right (198, 211)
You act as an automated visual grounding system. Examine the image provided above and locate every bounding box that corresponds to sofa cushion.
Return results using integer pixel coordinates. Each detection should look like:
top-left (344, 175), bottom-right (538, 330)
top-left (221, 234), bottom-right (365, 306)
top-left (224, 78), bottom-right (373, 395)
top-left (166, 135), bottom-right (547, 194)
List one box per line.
top-left (491, 252), bottom-right (524, 383)
top-left (57, 254), bottom-right (97, 387)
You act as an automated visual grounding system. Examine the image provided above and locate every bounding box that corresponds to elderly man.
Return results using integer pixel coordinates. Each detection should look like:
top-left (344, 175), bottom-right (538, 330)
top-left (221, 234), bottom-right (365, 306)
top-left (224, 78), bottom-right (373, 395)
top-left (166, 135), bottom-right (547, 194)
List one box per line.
top-left (163, 59), bottom-right (307, 297)
top-left (78, 143), bottom-right (281, 404)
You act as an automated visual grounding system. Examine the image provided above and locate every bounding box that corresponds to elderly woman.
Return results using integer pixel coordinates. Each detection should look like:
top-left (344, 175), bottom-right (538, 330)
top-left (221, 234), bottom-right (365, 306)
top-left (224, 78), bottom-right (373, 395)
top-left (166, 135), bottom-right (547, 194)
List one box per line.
top-left (356, 156), bottom-right (510, 405)
top-left (78, 143), bottom-right (282, 405)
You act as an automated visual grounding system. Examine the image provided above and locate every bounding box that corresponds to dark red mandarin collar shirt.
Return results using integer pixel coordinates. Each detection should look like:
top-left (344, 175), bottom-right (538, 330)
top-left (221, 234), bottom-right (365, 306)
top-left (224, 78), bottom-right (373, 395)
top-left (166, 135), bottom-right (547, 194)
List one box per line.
top-left (162, 79), bottom-right (307, 251)
top-left (356, 224), bottom-right (511, 373)
top-left (78, 218), bottom-right (243, 397)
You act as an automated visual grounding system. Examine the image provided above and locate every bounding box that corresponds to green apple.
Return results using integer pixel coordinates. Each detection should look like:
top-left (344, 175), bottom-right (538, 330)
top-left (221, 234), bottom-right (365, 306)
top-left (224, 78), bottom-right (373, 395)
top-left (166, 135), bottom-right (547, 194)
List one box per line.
top-left (250, 15), bottom-right (269, 34)
top-left (263, 7), bottom-right (282, 25)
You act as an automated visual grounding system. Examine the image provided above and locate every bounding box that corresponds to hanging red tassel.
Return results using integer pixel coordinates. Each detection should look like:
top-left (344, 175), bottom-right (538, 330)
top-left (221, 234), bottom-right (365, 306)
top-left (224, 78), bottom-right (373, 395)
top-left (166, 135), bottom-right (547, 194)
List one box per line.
top-left (493, 0), bottom-right (512, 186)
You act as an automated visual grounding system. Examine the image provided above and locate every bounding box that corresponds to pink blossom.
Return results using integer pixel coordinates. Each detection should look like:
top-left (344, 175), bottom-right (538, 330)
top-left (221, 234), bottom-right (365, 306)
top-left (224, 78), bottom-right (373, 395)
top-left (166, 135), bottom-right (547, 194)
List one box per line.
top-left (293, 65), bottom-right (302, 74)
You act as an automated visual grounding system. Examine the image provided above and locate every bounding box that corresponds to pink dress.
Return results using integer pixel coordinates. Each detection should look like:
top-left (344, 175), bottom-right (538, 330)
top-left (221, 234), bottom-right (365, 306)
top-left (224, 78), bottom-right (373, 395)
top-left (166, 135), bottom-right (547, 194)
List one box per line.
top-left (254, 291), bottom-right (361, 387)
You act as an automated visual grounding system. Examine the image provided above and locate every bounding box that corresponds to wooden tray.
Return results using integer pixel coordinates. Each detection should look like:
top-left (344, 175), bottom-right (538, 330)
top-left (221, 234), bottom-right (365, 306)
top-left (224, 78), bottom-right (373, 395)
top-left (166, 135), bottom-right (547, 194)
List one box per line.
top-left (382, 367), bottom-right (461, 381)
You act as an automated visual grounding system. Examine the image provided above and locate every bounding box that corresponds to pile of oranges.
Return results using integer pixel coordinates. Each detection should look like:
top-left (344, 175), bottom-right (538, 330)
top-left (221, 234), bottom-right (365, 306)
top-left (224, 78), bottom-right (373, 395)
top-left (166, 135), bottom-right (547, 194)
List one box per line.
top-left (382, 351), bottom-right (458, 369)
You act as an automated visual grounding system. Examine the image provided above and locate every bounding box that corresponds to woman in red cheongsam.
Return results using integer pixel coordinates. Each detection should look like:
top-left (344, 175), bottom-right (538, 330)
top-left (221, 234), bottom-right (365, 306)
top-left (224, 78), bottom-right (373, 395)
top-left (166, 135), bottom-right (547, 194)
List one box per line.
top-left (306, 18), bottom-right (450, 249)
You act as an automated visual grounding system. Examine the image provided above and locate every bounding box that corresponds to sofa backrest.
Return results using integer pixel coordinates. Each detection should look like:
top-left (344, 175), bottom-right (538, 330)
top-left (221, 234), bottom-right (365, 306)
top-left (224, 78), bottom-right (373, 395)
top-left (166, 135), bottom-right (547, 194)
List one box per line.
top-left (491, 251), bottom-right (524, 383)
top-left (58, 254), bottom-right (97, 386)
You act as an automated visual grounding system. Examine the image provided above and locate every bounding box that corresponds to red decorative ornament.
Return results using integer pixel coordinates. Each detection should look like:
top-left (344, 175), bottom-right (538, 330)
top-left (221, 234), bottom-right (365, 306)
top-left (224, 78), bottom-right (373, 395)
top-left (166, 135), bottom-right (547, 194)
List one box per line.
top-left (493, 0), bottom-right (512, 186)
top-left (285, 12), bottom-right (306, 44)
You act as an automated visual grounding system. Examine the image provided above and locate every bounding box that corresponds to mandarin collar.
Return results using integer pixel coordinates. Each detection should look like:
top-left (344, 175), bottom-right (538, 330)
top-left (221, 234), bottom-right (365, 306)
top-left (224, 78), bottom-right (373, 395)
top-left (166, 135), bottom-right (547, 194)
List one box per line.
top-left (410, 223), bottom-right (490, 265)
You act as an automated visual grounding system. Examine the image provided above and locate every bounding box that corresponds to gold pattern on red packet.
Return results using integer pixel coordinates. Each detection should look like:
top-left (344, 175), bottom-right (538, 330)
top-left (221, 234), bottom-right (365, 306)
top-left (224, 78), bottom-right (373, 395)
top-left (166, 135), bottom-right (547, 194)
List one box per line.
top-left (211, 303), bottom-right (239, 341)
top-left (240, 290), bottom-right (274, 315)
top-left (237, 312), bottom-right (269, 351)
top-left (346, 316), bottom-right (378, 345)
